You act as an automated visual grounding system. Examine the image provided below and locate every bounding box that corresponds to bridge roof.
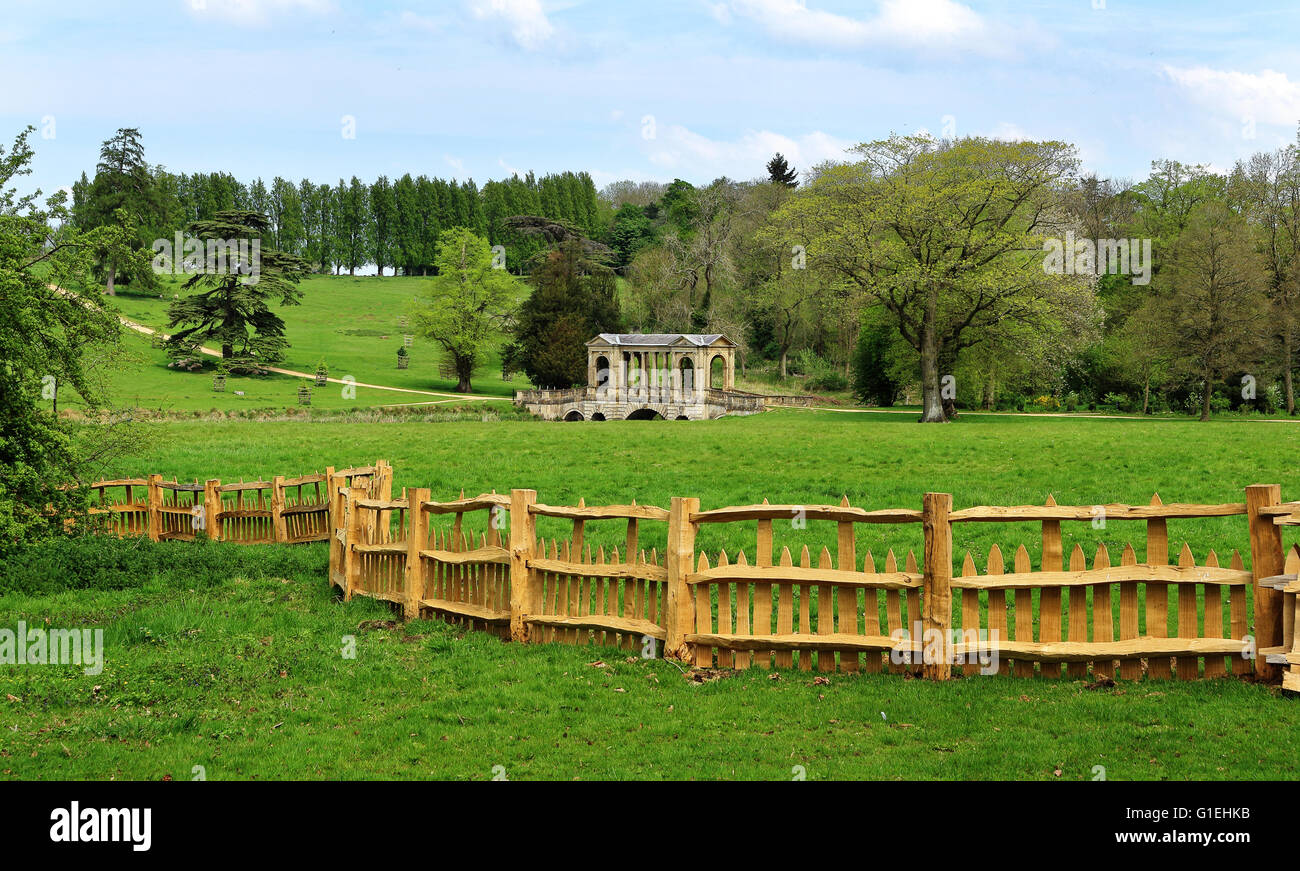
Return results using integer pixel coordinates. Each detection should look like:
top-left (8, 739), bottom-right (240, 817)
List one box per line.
top-left (587, 333), bottom-right (735, 348)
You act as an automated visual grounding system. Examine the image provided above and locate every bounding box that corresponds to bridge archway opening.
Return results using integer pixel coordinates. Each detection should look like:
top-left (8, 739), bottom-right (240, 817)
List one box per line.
top-left (675, 415), bottom-right (690, 420)
top-left (563, 410), bottom-right (585, 422)
top-left (626, 408), bottom-right (663, 421)
top-left (710, 354), bottom-right (726, 389)
top-left (591, 412), bottom-right (606, 421)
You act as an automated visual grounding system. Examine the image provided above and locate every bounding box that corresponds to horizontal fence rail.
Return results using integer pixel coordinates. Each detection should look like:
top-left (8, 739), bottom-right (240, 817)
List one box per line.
top-left (318, 469), bottom-right (1300, 685)
top-left (80, 461), bottom-right (391, 547)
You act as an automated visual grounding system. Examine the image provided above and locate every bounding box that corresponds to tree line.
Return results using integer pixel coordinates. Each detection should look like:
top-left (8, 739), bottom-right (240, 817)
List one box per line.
top-left (67, 128), bottom-right (1300, 422)
top-left (71, 129), bottom-right (603, 283)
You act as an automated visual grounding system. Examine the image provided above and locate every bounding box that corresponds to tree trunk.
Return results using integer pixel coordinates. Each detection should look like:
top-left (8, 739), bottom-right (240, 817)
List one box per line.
top-left (222, 343), bottom-right (233, 360)
top-left (983, 368), bottom-right (995, 411)
top-left (105, 256), bottom-right (116, 296)
top-left (456, 357), bottom-right (473, 393)
top-left (919, 283), bottom-right (946, 422)
top-left (1200, 374), bottom-right (1212, 421)
top-left (1285, 325), bottom-right (1295, 415)
top-left (1142, 376), bottom-right (1150, 415)
top-left (919, 336), bottom-right (945, 422)
top-left (779, 347), bottom-right (789, 378)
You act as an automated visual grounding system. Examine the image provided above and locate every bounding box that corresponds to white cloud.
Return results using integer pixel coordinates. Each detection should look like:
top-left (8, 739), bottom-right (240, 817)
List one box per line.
top-left (444, 154), bottom-right (467, 175)
top-left (645, 124), bottom-right (855, 181)
top-left (1163, 65), bottom-right (1300, 127)
top-left (186, 0), bottom-right (333, 27)
top-left (723, 0), bottom-right (987, 51)
top-left (469, 0), bottom-right (555, 51)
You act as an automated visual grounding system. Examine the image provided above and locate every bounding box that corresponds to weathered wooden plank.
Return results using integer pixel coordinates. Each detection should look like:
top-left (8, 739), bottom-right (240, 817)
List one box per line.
top-left (1067, 544), bottom-right (1089, 679)
top-left (753, 515), bottom-right (773, 670)
top-left (1039, 496), bottom-right (1063, 679)
top-left (531, 503), bottom-right (669, 522)
top-left (950, 636), bottom-right (1245, 662)
top-left (1175, 542), bottom-right (1201, 680)
top-left (1091, 543), bottom-right (1115, 680)
top-left (985, 545), bottom-right (1009, 676)
top-left (1147, 496), bottom-right (1172, 679)
top-left (525, 614), bottom-right (666, 640)
top-left (1013, 545), bottom-right (1034, 678)
top-left (423, 545), bottom-right (510, 565)
top-left (950, 503), bottom-right (1247, 522)
top-left (776, 547), bottom-right (794, 669)
top-left (688, 565), bottom-right (921, 589)
top-left (530, 558), bottom-right (667, 581)
top-left (837, 508), bottom-right (858, 673)
top-left (691, 504), bottom-right (922, 524)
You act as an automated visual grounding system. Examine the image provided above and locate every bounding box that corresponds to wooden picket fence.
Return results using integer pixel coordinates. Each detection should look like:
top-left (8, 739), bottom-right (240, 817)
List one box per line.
top-left (328, 471), bottom-right (1300, 684)
top-left (85, 461), bottom-right (391, 546)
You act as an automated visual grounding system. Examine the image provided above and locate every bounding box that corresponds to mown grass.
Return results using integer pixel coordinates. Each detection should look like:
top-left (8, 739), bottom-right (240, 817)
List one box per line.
top-left (0, 536), bottom-right (1296, 781)
top-left (6, 411), bottom-right (1298, 780)
top-left (99, 409), bottom-right (1300, 565)
top-left (59, 275), bottom-right (529, 413)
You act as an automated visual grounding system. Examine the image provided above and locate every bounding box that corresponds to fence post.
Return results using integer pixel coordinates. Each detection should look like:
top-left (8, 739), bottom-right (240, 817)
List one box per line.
top-left (1246, 483), bottom-right (1284, 681)
top-left (404, 488), bottom-right (430, 620)
top-left (665, 496), bottom-right (700, 663)
top-left (344, 484), bottom-right (366, 602)
top-left (373, 460), bottom-right (393, 500)
top-left (271, 475), bottom-right (288, 543)
top-left (508, 489), bottom-right (538, 642)
top-left (327, 470), bottom-right (344, 585)
top-left (203, 479), bottom-right (222, 542)
top-left (922, 492), bottom-right (953, 680)
top-left (146, 474), bottom-right (162, 542)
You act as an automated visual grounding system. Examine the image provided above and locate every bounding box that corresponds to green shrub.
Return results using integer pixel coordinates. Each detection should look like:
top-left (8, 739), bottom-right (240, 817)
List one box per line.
top-left (0, 535), bottom-right (327, 597)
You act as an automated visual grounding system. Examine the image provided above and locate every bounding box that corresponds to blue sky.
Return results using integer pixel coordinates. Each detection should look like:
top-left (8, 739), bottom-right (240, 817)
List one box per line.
top-left (4, 0), bottom-right (1300, 199)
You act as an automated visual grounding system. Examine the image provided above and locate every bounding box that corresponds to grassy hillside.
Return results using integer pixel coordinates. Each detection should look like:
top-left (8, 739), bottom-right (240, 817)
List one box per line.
top-left (59, 274), bottom-right (531, 412)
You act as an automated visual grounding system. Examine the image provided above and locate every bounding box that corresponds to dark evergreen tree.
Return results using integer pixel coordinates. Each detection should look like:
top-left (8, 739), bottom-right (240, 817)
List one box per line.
top-left (164, 210), bottom-right (307, 368)
top-left (766, 152), bottom-right (798, 188)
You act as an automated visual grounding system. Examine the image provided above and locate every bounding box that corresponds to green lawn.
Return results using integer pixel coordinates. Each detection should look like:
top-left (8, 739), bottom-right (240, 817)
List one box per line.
top-left (98, 409), bottom-right (1300, 564)
top-left (63, 275), bottom-right (530, 413)
top-left (5, 408), bottom-right (1299, 780)
top-left (1, 536), bottom-right (1295, 781)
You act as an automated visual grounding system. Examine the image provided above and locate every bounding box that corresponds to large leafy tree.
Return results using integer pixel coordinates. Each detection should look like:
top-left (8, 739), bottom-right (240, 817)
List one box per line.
top-left (775, 134), bottom-right (1086, 422)
top-left (1144, 201), bottom-right (1270, 420)
top-left (164, 210), bottom-right (307, 366)
top-left (410, 228), bottom-right (523, 392)
top-left (1, 126), bottom-right (141, 550)
top-left (73, 127), bottom-right (163, 295)
top-left (509, 239), bottom-right (623, 388)
top-left (1233, 142), bottom-right (1300, 414)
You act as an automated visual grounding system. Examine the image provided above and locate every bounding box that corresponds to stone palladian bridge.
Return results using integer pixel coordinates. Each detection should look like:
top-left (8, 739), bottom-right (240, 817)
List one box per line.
top-left (515, 333), bottom-right (766, 421)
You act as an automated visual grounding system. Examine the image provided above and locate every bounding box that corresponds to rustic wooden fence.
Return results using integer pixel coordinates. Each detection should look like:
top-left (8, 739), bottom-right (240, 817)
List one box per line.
top-left (86, 461), bottom-right (391, 546)
top-left (329, 473), bottom-right (1300, 684)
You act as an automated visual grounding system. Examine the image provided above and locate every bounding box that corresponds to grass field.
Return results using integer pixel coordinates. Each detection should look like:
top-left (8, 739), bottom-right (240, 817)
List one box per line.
top-left (100, 409), bottom-right (1300, 564)
top-left (2, 535), bottom-right (1296, 781)
top-left (59, 275), bottom-right (530, 413)
top-left (13, 276), bottom-right (1300, 780)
